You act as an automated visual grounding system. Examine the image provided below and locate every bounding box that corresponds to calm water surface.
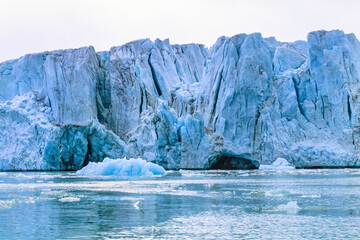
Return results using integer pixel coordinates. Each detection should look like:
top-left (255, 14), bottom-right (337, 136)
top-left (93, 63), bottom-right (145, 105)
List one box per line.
top-left (0, 169), bottom-right (360, 239)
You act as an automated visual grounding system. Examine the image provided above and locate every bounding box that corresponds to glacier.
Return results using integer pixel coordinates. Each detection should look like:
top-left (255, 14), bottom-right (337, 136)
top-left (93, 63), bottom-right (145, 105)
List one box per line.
top-left (1, 29), bottom-right (360, 170)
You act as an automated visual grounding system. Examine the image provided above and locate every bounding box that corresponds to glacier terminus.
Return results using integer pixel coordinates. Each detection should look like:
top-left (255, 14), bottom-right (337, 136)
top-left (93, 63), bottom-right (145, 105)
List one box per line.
top-left (1, 29), bottom-right (360, 170)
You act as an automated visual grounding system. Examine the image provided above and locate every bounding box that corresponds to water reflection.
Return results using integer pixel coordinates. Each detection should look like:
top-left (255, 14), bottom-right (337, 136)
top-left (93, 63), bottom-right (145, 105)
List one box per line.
top-left (0, 169), bottom-right (359, 239)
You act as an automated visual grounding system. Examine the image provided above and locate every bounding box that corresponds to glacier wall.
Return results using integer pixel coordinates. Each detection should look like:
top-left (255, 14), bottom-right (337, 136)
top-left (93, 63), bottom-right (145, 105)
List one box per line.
top-left (1, 29), bottom-right (360, 170)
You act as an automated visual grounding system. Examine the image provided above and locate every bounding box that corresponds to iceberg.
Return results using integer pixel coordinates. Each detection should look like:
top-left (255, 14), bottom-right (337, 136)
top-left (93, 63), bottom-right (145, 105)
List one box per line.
top-left (259, 158), bottom-right (295, 170)
top-left (276, 201), bottom-right (301, 214)
top-left (76, 157), bottom-right (166, 178)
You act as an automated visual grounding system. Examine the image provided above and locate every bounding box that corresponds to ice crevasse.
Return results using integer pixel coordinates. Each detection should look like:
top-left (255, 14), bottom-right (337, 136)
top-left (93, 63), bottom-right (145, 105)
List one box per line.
top-left (1, 30), bottom-right (360, 170)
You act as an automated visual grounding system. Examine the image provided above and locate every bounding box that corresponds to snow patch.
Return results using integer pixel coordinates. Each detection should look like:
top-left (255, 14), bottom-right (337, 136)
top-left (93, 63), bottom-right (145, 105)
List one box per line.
top-left (2, 92), bottom-right (52, 127)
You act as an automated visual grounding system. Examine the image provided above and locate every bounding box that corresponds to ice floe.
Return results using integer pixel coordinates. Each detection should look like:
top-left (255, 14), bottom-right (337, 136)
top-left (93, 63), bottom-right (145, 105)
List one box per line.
top-left (58, 197), bottom-right (81, 202)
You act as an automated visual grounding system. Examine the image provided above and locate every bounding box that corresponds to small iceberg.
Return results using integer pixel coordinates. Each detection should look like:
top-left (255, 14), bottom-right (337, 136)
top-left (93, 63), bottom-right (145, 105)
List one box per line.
top-left (276, 201), bottom-right (301, 214)
top-left (259, 158), bottom-right (295, 170)
top-left (265, 190), bottom-right (292, 197)
top-left (133, 201), bottom-right (143, 210)
top-left (59, 197), bottom-right (81, 203)
top-left (76, 157), bottom-right (166, 178)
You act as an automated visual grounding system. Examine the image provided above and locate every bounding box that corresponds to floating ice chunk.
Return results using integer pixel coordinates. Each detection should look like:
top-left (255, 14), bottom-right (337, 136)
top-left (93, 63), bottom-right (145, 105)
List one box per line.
top-left (133, 201), bottom-right (142, 209)
top-left (59, 197), bottom-right (81, 202)
top-left (259, 158), bottom-right (295, 170)
top-left (24, 197), bottom-right (36, 204)
top-left (15, 173), bottom-right (32, 180)
top-left (299, 194), bottom-right (321, 198)
top-left (265, 190), bottom-right (292, 197)
top-left (76, 157), bottom-right (166, 178)
top-left (276, 201), bottom-right (301, 214)
top-left (120, 197), bottom-right (145, 201)
top-left (0, 200), bottom-right (14, 209)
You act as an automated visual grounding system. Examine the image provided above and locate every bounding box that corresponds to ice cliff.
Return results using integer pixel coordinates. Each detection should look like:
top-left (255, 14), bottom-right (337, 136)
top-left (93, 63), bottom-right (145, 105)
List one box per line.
top-left (1, 29), bottom-right (360, 170)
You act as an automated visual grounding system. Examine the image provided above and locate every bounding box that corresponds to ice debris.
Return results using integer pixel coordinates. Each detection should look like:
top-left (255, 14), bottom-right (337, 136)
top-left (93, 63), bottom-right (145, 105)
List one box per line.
top-left (58, 197), bottom-right (81, 202)
top-left (259, 158), bottom-right (295, 170)
top-left (276, 201), bottom-right (301, 214)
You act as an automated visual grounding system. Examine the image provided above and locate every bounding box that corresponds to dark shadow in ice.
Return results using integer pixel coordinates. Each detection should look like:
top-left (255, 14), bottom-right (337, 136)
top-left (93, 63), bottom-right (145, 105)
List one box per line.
top-left (209, 153), bottom-right (259, 170)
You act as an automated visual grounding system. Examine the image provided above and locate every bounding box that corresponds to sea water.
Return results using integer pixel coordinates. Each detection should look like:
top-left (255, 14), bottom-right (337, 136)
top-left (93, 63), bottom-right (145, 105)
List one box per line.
top-left (0, 169), bottom-right (359, 239)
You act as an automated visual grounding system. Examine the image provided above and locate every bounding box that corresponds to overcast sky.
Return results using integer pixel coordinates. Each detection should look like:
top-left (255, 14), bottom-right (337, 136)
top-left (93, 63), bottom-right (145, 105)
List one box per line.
top-left (1, 0), bottom-right (359, 62)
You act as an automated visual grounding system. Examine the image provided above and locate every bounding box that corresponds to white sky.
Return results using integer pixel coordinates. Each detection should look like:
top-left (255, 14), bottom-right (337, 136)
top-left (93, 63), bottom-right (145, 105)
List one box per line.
top-left (1, 0), bottom-right (359, 62)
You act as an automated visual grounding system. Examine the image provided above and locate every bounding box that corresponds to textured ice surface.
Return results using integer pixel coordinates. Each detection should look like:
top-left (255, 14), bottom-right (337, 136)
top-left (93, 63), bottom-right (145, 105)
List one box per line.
top-left (1, 30), bottom-right (360, 170)
top-left (76, 157), bottom-right (166, 178)
top-left (0, 92), bottom-right (125, 170)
